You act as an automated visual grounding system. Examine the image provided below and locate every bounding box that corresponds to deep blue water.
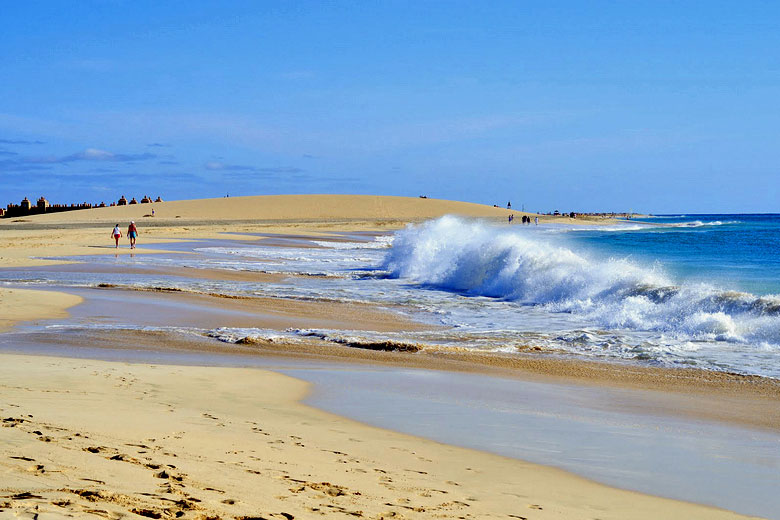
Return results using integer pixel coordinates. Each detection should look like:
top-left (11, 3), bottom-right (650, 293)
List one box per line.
top-left (569, 214), bottom-right (780, 295)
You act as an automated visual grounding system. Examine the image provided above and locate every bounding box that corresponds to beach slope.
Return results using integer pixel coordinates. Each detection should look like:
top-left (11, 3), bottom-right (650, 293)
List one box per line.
top-left (0, 353), bottom-right (757, 520)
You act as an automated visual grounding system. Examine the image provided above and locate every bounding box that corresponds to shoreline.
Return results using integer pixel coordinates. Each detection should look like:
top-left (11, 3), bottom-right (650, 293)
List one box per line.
top-left (0, 351), bottom-right (763, 519)
top-left (0, 287), bottom-right (83, 333)
top-left (5, 307), bottom-right (779, 434)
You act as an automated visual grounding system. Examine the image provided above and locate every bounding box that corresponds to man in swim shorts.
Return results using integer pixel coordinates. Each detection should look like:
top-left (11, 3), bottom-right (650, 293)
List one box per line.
top-left (127, 221), bottom-right (138, 249)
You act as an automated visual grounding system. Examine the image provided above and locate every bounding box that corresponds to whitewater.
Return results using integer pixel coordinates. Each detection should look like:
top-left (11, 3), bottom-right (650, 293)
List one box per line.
top-left (3, 214), bottom-right (780, 378)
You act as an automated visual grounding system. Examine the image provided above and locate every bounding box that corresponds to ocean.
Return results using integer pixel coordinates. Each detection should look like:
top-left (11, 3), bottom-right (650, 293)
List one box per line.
top-left (3, 214), bottom-right (780, 379)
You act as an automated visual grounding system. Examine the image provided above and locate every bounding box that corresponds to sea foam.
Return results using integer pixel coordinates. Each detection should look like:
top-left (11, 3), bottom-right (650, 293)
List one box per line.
top-left (384, 216), bottom-right (780, 345)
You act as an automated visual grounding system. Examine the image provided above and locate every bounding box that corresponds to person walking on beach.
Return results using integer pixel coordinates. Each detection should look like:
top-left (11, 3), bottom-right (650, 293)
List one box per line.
top-left (127, 221), bottom-right (138, 249)
top-left (111, 224), bottom-right (122, 248)
top-left (534, 216), bottom-right (539, 225)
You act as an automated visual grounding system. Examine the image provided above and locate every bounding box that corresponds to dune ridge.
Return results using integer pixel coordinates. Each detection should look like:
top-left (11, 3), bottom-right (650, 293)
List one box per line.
top-left (3, 194), bottom-right (522, 225)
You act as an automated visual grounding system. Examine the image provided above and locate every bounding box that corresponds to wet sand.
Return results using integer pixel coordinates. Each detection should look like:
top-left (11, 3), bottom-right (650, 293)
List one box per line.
top-left (64, 285), bottom-right (432, 333)
top-left (0, 287), bottom-right (82, 333)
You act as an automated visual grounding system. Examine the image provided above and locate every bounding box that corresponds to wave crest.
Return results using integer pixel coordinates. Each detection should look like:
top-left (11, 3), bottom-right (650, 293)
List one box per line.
top-left (383, 216), bottom-right (780, 344)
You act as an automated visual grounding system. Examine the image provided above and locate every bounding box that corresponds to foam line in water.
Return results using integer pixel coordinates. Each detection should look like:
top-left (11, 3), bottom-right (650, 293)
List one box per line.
top-left (383, 216), bottom-right (780, 346)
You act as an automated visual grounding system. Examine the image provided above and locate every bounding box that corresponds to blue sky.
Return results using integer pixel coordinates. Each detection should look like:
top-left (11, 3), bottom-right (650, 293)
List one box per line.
top-left (2, 1), bottom-right (779, 213)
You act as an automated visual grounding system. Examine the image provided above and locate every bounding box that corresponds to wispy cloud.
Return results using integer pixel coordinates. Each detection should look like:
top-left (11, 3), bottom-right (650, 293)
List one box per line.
top-left (0, 138), bottom-right (46, 145)
top-left (61, 58), bottom-right (115, 72)
top-left (147, 142), bottom-right (170, 148)
top-left (204, 161), bottom-right (255, 172)
top-left (0, 148), bottom-right (157, 171)
top-left (278, 70), bottom-right (315, 80)
top-left (56, 148), bottom-right (156, 163)
top-left (0, 149), bottom-right (19, 156)
top-left (3, 170), bottom-right (202, 186)
top-left (0, 160), bottom-right (52, 172)
top-left (204, 161), bottom-right (303, 174)
top-left (257, 166), bottom-right (304, 174)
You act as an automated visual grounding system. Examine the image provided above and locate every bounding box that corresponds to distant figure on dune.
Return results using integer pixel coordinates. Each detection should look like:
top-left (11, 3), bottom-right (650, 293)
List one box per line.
top-left (127, 221), bottom-right (138, 249)
top-left (507, 201), bottom-right (511, 209)
top-left (535, 216), bottom-right (538, 225)
top-left (111, 224), bottom-right (122, 248)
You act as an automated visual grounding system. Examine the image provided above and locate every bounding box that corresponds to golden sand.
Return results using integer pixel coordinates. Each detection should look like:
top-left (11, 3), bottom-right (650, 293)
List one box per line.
top-left (11, 194), bottom-right (525, 224)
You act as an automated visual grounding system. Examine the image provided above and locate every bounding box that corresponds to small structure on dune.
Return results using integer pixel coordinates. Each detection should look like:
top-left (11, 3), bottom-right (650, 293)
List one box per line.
top-left (140, 195), bottom-right (152, 204)
top-left (37, 196), bottom-right (49, 210)
top-left (117, 195), bottom-right (128, 206)
top-left (155, 196), bottom-right (163, 202)
top-left (129, 197), bottom-right (138, 204)
top-left (20, 197), bottom-right (31, 211)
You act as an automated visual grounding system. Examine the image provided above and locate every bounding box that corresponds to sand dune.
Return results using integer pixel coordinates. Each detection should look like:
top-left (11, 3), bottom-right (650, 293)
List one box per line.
top-left (7, 194), bottom-right (520, 224)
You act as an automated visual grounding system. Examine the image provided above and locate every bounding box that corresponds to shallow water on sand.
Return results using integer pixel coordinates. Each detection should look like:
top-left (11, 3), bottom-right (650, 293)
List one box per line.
top-left (296, 365), bottom-right (780, 520)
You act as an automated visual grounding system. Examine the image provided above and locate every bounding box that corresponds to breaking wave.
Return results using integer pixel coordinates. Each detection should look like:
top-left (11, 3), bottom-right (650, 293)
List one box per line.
top-left (668, 220), bottom-right (740, 228)
top-left (383, 216), bottom-right (780, 345)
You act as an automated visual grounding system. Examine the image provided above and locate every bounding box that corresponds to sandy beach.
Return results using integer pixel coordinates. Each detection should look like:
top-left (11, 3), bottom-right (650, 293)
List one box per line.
top-left (0, 195), bottom-right (775, 519)
top-left (0, 288), bottom-right (82, 334)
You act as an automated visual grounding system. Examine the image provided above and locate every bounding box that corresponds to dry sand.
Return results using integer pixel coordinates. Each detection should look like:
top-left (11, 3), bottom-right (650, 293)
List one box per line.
top-left (0, 353), bottom-right (757, 520)
top-left (6, 194), bottom-right (550, 224)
